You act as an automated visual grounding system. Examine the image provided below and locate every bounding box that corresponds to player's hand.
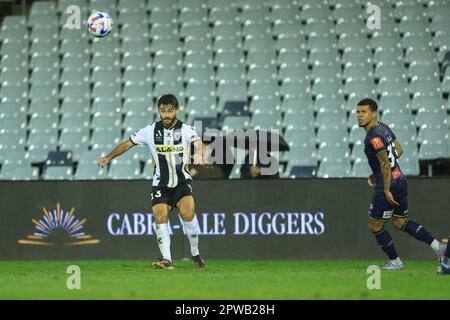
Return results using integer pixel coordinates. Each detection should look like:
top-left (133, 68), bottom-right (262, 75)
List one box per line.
top-left (367, 174), bottom-right (375, 188)
top-left (384, 190), bottom-right (399, 206)
top-left (193, 153), bottom-right (203, 165)
top-left (250, 166), bottom-right (261, 178)
top-left (97, 156), bottom-right (111, 168)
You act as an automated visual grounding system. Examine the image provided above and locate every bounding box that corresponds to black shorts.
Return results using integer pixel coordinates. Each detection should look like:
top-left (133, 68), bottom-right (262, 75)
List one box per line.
top-left (368, 178), bottom-right (408, 221)
top-left (151, 181), bottom-right (194, 208)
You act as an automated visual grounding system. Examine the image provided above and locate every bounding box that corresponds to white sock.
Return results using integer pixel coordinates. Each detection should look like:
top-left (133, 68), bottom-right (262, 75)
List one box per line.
top-left (156, 223), bottom-right (171, 261)
top-left (391, 257), bottom-right (403, 265)
top-left (431, 239), bottom-right (440, 252)
top-left (183, 217), bottom-right (200, 256)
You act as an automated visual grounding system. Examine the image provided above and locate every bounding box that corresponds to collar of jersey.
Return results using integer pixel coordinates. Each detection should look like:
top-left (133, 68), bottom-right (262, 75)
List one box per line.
top-left (162, 119), bottom-right (178, 130)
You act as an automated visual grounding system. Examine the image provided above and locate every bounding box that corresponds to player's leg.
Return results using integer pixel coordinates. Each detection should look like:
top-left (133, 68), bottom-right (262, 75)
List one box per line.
top-left (391, 187), bottom-right (445, 261)
top-left (176, 195), bottom-right (205, 268)
top-left (151, 200), bottom-right (174, 269)
top-left (369, 218), bottom-right (403, 269)
top-left (175, 184), bottom-right (205, 268)
top-left (368, 192), bottom-right (403, 269)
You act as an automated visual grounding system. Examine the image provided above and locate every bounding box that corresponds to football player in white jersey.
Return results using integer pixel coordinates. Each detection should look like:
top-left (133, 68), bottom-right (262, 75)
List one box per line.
top-left (97, 94), bottom-right (207, 269)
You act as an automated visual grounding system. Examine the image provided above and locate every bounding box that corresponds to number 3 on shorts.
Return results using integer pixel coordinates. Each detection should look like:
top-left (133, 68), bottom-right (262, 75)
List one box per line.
top-left (382, 210), bottom-right (393, 219)
top-left (151, 190), bottom-right (161, 200)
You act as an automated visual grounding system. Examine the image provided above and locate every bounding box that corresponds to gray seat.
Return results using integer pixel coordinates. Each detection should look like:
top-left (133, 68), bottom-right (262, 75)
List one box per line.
top-left (411, 96), bottom-right (445, 113)
top-left (123, 69), bottom-right (152, 86)
top-left (91, 98), bottom-right (122, 117)
top-left (248, 82), bottom-right (279, 100)
top-left (221, 116), bottom-right (250, 132)
top-left (107, 162), bottom-right (142, 180)
top-left (316, 129), bottom-right (349, 147)
top-left (90, 129), bottom-right (122, 150)
top-left (217, 83), bottom-right (248, 109)
top-left (59, 130), bottom-right (90, 161)
top-left (250, 113), bottom-right (282, 130)
top-left (381, 113), bottom-right (416, 131)
top-left (282, 147), bottom-right (317, 166)
top-left (416, 111), bottom-right (448, 130)
top-left (123, 83), bottom-right (153, 101)
top-left (0, 85), bottom-right (28, 102)
top-left (28, 115), bottom-right (59, 135)
top-left (91, 114), bottom-right (122, 130)
top-left (311, 80), bottom-right (342, 97)
top-left (92, 83), bottom-right (122, 100)
top-left (61, 55), bottom-right (90, 72)
top-left (42, 167), bottom-right (73, 180)
top-left (27, 133), bottom-right (58, 162)
top-left (60, 83), bottom-right (91, 103)
top-left (351, 158), bottom-right (372, 177)
top-left (1, 149), bottom-right (30, 166)
top-left (0, 69), bottom-right (28, 86)
top-left (0, 100), bottom-right (27, 118)
top-left (0, 132), bottom-right (26, 152)
top-left (29, 83), bottom-right (59, 102)
top-left (29, 100), bottom-right (59, 117)
top-left (74, 163), bottom-right (107, 180)
top-left (0, 164), bottom-right (39, 181)
top-left (284, 128), bottom-right (315, 149)
top-left (317, 160), bottom-right (351, 178)
top-left (123, 114), bottom-right (154, 136)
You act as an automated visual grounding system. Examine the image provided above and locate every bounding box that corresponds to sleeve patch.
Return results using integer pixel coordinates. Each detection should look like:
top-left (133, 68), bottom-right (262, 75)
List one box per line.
top-left (370, 137), bottom-right (384, 150)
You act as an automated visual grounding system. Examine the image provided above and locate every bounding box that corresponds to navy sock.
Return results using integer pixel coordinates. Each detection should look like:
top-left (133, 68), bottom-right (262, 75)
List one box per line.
top-left (373, 229), bottom-right (399, 260)
top-left (401, 220), bottom-right (435, 246)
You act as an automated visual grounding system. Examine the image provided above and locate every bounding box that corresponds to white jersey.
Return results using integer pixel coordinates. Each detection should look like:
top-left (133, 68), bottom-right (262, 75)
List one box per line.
top-left (129, 119), bottom-right (200, 188)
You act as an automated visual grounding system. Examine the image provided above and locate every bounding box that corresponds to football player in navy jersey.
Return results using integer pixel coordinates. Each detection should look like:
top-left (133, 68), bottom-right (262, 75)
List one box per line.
top-left (357, 98), bottom-right (446, 270)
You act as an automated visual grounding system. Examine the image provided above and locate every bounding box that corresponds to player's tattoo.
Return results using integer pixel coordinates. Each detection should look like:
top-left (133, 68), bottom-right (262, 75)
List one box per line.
top-left (376, 151), bottom-right (391, 192)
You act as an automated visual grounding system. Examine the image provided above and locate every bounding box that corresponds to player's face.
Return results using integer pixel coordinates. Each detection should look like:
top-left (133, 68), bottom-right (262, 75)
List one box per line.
top-left (356, 105), bottom-right (376, 128)
top-left (158, 104), bottom-right (178, 126)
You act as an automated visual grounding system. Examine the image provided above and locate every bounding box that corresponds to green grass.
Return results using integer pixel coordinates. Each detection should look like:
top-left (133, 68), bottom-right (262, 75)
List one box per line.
top-left (0, 260), bottom-right (449, 300)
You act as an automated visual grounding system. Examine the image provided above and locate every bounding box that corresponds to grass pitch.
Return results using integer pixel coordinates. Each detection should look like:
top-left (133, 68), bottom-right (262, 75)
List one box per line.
top-left (0, 260), bottom-right (449, 300)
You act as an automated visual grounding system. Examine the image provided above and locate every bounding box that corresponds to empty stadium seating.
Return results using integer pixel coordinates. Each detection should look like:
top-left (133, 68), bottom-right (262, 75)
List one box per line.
top-left (0, 0), bottom-right (449, 180)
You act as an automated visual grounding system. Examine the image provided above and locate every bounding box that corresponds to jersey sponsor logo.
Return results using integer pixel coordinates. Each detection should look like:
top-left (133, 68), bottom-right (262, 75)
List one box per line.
top-left (370, 137), bottom-right (384, 150)
top-left (155, 146), bottom-right (184, 153)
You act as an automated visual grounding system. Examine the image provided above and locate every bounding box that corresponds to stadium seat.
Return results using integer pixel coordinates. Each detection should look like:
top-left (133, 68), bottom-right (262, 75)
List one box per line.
top-left (0, 164), bottom-right (39, 181)
top-left (27, 133), bottom-right (58, 163)
top-left (90, 129), bottom-right (122, 150)
top-left (351, 158), bottom-right (371, 177)
top-left (42, 167), bottom-right (73, 180)
top-left (221, 116), bottom-right (250, 132)
top-left (317, 160), bottom-right (352, 178)
top-left (107, 162), bottom-right (142, 180)
top-left (75, 163), bottom-right (107, 180)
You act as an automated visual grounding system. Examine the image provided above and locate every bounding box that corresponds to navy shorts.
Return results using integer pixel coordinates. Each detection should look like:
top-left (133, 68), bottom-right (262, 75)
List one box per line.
top-left (368, 178), bottom-right (408, 221)
top-left (151, 180), bottom-right (194, 208)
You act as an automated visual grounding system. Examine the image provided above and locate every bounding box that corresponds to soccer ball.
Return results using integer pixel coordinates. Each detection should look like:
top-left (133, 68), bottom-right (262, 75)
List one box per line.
top-left (86, 11), bottom-right (113, 37)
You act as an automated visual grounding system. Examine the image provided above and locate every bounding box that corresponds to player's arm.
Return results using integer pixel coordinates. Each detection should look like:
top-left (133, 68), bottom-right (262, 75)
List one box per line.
top-left (376, 150), bottom-right (399, 206)
top-left (192, 139), bottom-right (208, 165)
top-left (97, 139), bottom-right (135, 168)
top-left (393, 138), bottom-right (403, 158)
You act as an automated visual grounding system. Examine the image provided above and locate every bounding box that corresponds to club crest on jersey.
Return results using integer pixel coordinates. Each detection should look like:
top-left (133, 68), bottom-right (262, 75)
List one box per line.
top-left (370, 137), bottom-right (384, 150)
top-left (174, 129), bottom-right (181, 141)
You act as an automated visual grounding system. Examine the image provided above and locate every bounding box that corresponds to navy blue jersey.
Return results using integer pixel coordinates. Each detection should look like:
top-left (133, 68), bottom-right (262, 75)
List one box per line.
top-left (364, 122), bottom-right (404, 190)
